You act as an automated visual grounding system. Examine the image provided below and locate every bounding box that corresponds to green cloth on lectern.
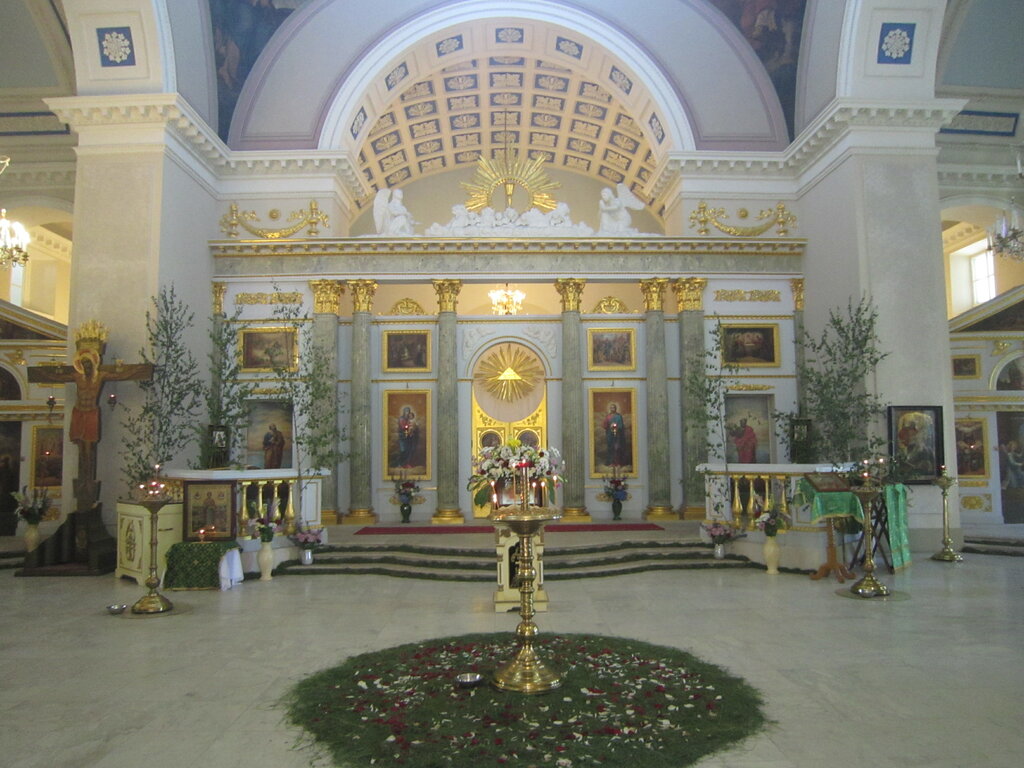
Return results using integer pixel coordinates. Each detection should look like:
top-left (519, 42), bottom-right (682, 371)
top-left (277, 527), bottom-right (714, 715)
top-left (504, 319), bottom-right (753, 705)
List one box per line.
top-left (164, 541), bottom-right (240, 590)
top-left (886, 483), bottom-right (911, 570)
top-left (797, 479), bottom-right (864, 523)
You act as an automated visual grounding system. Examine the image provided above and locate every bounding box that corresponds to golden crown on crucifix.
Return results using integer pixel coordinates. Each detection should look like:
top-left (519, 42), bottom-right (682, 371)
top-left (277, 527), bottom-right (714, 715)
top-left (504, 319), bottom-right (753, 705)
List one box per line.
top-left (73, 320), bottom-right (109, 354)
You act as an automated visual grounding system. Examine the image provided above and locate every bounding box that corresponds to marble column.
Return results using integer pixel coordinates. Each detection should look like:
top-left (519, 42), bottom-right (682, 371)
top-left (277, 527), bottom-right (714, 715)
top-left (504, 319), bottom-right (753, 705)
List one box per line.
top-left (641, 278), bottom-right (676, 520)
top-left (343, 280), bottom-right (377, 524)
top-left (790, 278), bottom-right (806, 409)
top-left (432, 280), bottom-right (464, 524)
top-left (673, 278), bottom-right (708, 519)
top-left (554, 278), bottom-right (590, 521)
top-left (310, 279), bottom-right (345, 525)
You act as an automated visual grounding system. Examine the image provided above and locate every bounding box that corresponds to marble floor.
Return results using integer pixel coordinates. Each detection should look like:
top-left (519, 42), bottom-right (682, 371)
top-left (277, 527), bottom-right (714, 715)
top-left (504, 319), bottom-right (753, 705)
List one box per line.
top-left (1, 526), bottom-right (1022, 768)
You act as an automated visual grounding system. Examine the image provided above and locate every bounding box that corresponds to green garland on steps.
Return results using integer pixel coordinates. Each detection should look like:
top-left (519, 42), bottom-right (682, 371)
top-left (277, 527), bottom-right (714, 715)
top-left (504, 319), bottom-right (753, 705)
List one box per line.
top-left (286, 632), bottom-right (768, 767)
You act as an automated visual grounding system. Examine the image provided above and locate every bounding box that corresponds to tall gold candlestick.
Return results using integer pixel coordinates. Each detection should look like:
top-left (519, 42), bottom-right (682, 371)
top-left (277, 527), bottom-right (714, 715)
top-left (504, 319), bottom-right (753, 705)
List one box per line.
top-left (931, 471), bottom-right (962, 562)
top-left (848, 485), bottom-right (890, 598)
top-left (491, 507), bottom-right (562, 694)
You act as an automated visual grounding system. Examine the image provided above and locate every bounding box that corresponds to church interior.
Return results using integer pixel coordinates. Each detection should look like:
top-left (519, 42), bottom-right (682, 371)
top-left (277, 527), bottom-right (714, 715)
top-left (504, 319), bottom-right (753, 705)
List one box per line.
top-left (1, 1), bottom-right (1023, 766)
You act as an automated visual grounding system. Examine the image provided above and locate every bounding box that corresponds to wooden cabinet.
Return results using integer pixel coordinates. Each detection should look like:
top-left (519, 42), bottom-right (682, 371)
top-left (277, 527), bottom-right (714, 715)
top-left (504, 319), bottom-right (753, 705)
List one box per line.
top-left (114, 502), bottom-right (183, 585)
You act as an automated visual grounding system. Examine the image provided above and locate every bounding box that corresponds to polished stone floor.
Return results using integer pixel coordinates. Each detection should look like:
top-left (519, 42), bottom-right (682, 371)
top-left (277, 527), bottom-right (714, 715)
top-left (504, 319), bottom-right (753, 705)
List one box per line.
top-left (1, 526), bottom-right (1022, 768)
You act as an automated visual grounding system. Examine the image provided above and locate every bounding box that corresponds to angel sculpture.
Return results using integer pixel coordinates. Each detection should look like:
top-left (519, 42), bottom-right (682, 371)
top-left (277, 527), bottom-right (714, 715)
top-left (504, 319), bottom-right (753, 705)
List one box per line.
top-left (373, 188), bottom-right (416, 236)
top-left (597, 183), bottom-right (645, 235)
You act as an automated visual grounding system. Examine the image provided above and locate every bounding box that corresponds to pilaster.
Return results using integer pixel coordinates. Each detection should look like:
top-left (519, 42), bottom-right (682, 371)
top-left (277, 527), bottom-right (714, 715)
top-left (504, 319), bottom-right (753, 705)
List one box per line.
top-left (343, 280), bottom-right (377, 524)
top-left (640, 278), bottom-right (675, 520)
top-left (432, 279), bottom-right (464, 524)
top-left (673, 278), bottom-right (708, 519)
top-left (554, 278), bottom-right (590, 521)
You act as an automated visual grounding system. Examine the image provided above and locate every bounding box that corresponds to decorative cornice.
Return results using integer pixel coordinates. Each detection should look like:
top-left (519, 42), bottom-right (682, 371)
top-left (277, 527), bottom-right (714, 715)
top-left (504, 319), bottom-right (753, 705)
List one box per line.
top-left (648, 99), bottom-right (965, 199)
top-left (210, 237), bottom-right (806, 259)
top-left (43, 94), bottom-right (365, 198)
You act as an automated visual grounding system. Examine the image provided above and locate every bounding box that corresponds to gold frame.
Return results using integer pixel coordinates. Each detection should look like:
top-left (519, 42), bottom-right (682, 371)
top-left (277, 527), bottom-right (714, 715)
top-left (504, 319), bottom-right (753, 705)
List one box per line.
top-left (589, 387), bottom-right (638, 478)
top-left (383, 389), bottom-right (431, 480)
top-left (183, 481), bottom-right (236, 541)
top-left (720, 323), bottom-right (781, 368)
top-left (238, 326), bottom-right (298, 372)
top-left (587, 328), bottom-right (636, 371)
top-left (30, 424), bottom-right (63, 491)
top-left (952, 355), bottom-right (981, 379)
top-left (382, 330), bottom-right (432, 373)
top-left (955, 416), bottom-right (988, 479)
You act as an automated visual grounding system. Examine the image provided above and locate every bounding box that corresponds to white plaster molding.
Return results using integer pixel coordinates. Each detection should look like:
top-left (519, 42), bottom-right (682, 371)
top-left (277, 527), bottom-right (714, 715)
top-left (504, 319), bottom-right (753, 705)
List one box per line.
top-left (649, 99), bottom-right (965, 201)
top-left (43, 94), bottom-right (365, 198)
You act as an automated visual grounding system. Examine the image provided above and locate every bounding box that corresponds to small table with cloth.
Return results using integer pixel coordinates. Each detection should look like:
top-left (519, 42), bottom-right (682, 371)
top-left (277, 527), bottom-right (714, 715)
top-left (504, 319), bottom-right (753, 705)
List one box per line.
top-left (163, 541), bottom-right (243, 590)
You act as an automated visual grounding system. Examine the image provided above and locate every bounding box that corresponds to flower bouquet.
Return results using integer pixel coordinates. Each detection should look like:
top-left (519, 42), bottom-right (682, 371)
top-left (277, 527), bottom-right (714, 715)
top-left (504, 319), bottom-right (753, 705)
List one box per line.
top-left (755, 510), bottom-right (785, 537)
top-left (602, 476), bottom-right (628, 519)
top-left (11, 486), bottom-right (56, 526)
top-left (467, 438), bottom-right (563, 507)
top-left (394, 477), bottom-right (420, 523)
top-left (292, 525), bottom-right (323, 550)
top-left (253, 516), bottom-right (280, 543)
top-left (702, 521), bottom-right (735, 545)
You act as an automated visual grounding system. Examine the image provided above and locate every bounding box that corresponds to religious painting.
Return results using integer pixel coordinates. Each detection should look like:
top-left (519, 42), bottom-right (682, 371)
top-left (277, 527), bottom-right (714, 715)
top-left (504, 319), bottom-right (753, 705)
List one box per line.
top-left (245, 400), bottom-right (293, 469)
top-left (589, 388), bottom-right (636, 478)
top-left (706, 1), bottom-right (807, 140)
top-left (802, 472), bottom-right (851, 494)
top-left (384, 390), bottom-right (430, 480)
top-left (239, 327), bottom-right (298, 372)
top-left (183, 481), bottom-right (236, 541)
top-left (951, 355), bottom-right (980, 379)
top-left (724, 394), bottom-right (774, 464)
top-left (720, 324), bottom-right (780, 367)
top-left (955, 417), bottom-right (987, 478)
top-left (31, 426), bottom-right (63, 489)
top-left (997, 412), bottom-right (1024, 523)
top-left (209, 0), bottom-right (307, 141)
top-left (587, 328), bottom-right (636, 371)
top-left (889, 406), bottom-right (944, 484)
top-left (383, 330), bottom-right (431, 372)
top-left (0, 422), bottom-right (21, 536)
top-left (995, 357), bottom-right (1024, 390)
top-left (0, 367), bottom-right (21, 400)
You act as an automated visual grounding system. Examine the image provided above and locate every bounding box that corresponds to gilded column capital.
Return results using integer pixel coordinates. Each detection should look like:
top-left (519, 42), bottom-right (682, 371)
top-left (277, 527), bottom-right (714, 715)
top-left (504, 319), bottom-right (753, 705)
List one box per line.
top-left (211, 282), bottom-right (226, 315)
top-left (640, 278), bottom-right (670, 312)
top-left (554, 278), bottom-right (586, 312)
top-left (310, 279), bottom-right (345, 315)
top-left (672, 278), bottom-right (707, 312)
top-left (789, 278), bottom-right (804, 311)
top-left (347, 280), bottom-right (378, 313)
top-left (432, 279), bottom-right (462, 313)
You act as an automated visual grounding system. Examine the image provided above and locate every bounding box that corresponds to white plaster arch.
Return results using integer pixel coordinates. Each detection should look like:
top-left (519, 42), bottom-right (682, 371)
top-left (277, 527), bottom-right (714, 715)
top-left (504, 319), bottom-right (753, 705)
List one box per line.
top-left (990, 351), bottom-right (1024, 392)
top-left (230, 0), bottom-right (787, 155)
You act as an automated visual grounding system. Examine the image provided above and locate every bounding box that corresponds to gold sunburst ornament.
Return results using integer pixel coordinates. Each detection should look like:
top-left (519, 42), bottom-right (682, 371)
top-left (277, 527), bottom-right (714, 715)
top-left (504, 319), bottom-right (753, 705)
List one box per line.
top-left (462, 148), bottom-right (560, 213)
top-left (476, 344), bottom-right (544, 402)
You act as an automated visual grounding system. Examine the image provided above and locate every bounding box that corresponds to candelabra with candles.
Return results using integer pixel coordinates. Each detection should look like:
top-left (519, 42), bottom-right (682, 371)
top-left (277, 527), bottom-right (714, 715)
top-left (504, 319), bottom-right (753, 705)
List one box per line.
top-left (847, 457), bottom-right (892, 599)
top-left (130, 467), bottom-right (175, 615)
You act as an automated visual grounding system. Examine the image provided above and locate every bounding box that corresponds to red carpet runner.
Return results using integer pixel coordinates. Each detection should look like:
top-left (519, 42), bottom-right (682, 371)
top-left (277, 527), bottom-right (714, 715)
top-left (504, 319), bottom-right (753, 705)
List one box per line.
top-left (355, 523), bottom-right (663, 535)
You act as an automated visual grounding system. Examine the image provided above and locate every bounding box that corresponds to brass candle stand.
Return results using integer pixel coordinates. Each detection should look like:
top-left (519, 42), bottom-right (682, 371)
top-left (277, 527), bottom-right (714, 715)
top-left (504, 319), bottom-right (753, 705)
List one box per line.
top-left (847, 484), bottom-right (890, 599)
top-left (931, 471), bottom-right (963, 562)
top-left (491, 462), bottom-right (562, 694)
top-left (130, 475), bottom-right (175, 615)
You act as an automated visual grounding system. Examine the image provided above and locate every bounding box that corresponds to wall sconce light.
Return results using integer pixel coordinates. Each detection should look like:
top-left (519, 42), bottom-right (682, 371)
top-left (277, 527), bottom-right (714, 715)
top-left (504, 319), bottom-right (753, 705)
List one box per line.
top-left (107, 393), bottom-right (118, 409)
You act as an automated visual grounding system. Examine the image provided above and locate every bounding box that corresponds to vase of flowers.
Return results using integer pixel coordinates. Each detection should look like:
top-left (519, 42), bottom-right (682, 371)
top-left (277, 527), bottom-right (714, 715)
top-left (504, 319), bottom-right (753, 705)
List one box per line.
top-left (468, 438), bottom-right (563, 509)
top-left (292, 525), bottom-right (323, 565)
top-left (703, 520), bottom-right (735, 560)
top-left (756, 510), bottom-right (784, 575)
top-left (603, 475), bottom-right (628, 520)
top-left (254, 517), bottom-right (279, 580)
top-left (394, 478), bottom-right (420, 523)
top-left (12, 487), bottom-right (54, 552)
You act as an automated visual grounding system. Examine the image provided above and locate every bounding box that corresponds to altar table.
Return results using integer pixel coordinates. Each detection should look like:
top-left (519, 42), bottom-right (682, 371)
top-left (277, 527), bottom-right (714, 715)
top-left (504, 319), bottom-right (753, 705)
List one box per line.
top-left (163, 541), bottom-right (243, 590)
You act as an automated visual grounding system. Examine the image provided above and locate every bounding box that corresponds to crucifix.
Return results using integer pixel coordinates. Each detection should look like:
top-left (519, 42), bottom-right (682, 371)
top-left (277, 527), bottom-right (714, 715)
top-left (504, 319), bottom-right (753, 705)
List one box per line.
top-left (28, 320), bottom-right (153, 513)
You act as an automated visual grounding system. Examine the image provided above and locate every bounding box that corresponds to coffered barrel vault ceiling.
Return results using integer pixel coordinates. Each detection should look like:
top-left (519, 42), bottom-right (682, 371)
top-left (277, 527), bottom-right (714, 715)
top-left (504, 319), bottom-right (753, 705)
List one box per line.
top-left (345, 20), bottom-right (665, 211)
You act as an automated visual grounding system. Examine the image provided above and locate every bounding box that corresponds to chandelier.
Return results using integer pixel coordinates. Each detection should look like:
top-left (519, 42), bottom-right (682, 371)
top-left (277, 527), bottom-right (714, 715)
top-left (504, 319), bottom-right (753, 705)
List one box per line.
top-left (0, 156), bottom-right (30, 268)
top-left (989, 201), bottom-right (1024, 261)
top-left (489, 284), bottom-right (525, 315)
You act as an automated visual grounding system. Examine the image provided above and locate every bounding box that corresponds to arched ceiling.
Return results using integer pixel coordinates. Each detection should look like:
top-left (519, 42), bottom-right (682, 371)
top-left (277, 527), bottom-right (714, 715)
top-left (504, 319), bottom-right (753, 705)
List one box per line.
top-left (345, 19), bottom-right (666, 212)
